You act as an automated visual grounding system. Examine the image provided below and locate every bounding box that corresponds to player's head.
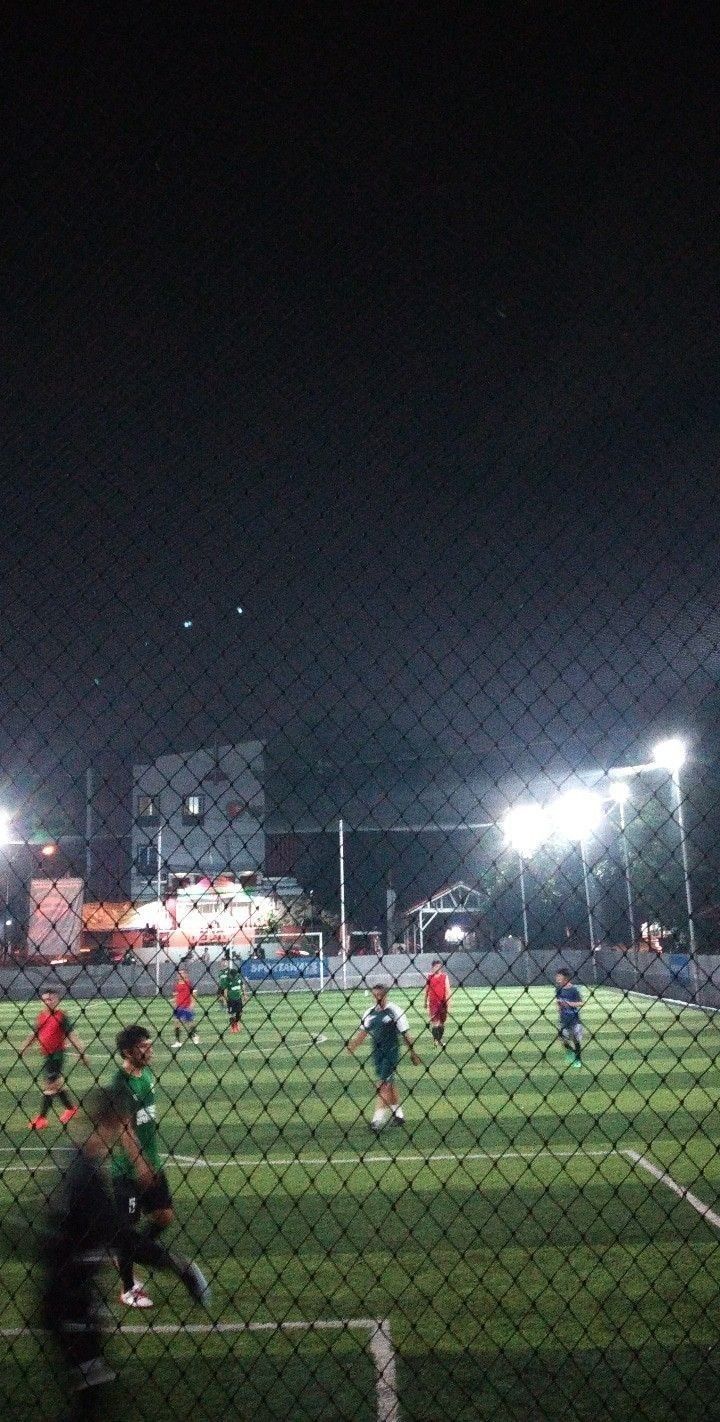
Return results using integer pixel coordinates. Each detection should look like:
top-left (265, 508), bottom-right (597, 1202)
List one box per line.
top-left (40, 988), bottom-right (60, 1010)
top-left (371, 980), bottom-right (391, 1004)
top-left (83, 1085), bottom-right (131, 1149)
top-left (178, 967), bottom-right (189, 979)
top-left (431, 960), bottom-right (443, 971)
top-left (116, 1023), bottom-right (153, 1067)
top-left (555, 969), bottom-right (571, 985)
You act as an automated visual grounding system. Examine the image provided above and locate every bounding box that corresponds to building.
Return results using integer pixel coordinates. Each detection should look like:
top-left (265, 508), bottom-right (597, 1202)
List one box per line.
top-left (130, 742), bottom-right (265, 904)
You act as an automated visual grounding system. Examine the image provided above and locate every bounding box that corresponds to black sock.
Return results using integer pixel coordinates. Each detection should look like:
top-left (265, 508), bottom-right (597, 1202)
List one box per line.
top-left (431, 1027), bottom-right (441, 1042)
top-left (40, 1094), bottom-right (53, 1115)
top-left (118, 1250), bottom-right (135, 1293)
top-left (58, 1091), bottom-right (73, 1109)
top-left (437, 1026), bottom-right (445, 1042)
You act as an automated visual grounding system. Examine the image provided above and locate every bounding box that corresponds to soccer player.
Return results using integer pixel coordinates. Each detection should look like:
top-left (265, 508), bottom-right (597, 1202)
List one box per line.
top-left (424, 959), bottom-right (451, 1048)
top-left (20, 987), bottom-right (91, 1130)
top-left (218, 954), bottom-right (247, 1033)
top-left (39, 1085), bottom-right (210, 1422)
top-left (171, 966), bottom-right (199, 1048)
top-left (347, 981), bottom-right (421, 1131)
top-left (555, 968), bottom-right (584, 1069)
top-left (110, 1024), bottom-right (175, 1308)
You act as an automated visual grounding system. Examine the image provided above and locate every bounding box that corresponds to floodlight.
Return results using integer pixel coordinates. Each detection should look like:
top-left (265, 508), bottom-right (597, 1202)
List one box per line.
top-left (503, 804), bottom-right (547, 859)
top-left (444, 924), bottom-right (466, 944)
top-left (549, 789), bottom-right (603, 842)
top-left (609, 782), bottom-right (631, 805)
top-left (652, 737), bottom-right (687, 772)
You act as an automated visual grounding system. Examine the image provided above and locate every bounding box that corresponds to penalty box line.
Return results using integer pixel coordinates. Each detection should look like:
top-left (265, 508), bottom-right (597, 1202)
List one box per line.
top-left (623, 1149), bottom-right (720, 1233)
top-left (0, 1317), bottom-right (399, 1422)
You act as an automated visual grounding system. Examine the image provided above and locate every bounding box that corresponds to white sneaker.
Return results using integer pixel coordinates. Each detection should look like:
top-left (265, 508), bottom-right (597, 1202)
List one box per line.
top-left (75, 1357), bottom-right (117, 1391)
top-left (193, 1034), bottom-right (200, 1044)
top-left (120, 1283), bottom-right (153, 1308)
top-left (171, 1041), bottom-right (180, 1051)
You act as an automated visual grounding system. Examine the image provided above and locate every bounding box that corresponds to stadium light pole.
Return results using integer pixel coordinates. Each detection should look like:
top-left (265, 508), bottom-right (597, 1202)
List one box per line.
top-left (608, 782), bottom-right (636, 949)
top-left (652, 738), bottom-right (697, 970)
top-left (550, 790), bottom-right (604, 978)
top-left (503, 805), bottom-right (547, 985)
top-left (338, 819), bottom-right (348, 991)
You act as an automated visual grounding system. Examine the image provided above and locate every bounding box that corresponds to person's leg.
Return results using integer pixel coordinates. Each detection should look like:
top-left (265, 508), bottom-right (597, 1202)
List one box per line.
top-left (388, 1081), bottom-right (405, 1124)
top-left (371, 1081), bottom-right (393, 1130)
top-left (113, 1180), bottom-right (140, 1300)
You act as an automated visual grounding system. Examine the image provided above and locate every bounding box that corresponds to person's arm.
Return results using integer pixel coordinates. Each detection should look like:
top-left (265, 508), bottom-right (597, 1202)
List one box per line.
top-left (67, 1030), bottom-right (91, 1069)
top-left (347, 1028), bottom-right (368, 1054)
top-left (402, 1029), bottom-right (421, 1066)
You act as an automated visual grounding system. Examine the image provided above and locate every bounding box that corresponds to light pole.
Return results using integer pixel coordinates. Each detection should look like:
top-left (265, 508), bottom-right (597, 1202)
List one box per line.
top-left (503, 804), bottom-right (547, 985)
top-left (652, 738), bottom-right (697, 984)
top-left (609, 782), bottom-right (636, 949)
top-left (550, 790), bottom-right (604, 979)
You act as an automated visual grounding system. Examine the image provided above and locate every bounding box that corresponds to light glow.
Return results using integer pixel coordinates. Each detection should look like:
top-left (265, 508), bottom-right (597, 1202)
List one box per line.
top-left (549, 789), bottom-right (604, 843)
top-left (652, 737), bottom-right (687, 772)
top-left (503, 804), bottom-right (547, 858)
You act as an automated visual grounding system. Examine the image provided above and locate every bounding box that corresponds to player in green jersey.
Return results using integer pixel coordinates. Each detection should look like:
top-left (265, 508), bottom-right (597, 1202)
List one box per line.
top-left (110, 1024), bottom-right (175, 1308)
top-left (347, 981), bottom-right (421, 1131)
top-left (217, 955), bottom-right (248, 1033)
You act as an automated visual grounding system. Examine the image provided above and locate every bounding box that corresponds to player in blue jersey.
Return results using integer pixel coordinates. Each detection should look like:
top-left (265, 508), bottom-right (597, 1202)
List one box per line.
top-left (555, 969), bottom-right (584, 1069)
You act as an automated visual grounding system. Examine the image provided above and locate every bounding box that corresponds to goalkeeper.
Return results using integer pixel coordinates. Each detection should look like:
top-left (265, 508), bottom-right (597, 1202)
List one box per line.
top-left (38, 1086), bottom-right (210, 1422)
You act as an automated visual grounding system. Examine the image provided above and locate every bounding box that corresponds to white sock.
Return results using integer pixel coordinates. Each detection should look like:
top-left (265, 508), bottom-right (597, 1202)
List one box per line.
top-left (393, 1106), bottom-right (405, 1120)
top-left (372, 1107), bottom-right (390, 1127)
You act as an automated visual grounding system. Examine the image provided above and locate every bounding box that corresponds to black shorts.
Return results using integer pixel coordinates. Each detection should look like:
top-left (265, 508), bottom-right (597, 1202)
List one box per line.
top-left (227, 998), bottom-right (243, 1017)
top-left (113, 1169), bottom-right (173, 1221)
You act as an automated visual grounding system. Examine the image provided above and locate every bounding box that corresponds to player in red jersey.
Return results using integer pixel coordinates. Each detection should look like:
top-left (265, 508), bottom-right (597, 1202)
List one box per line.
top-left (171, 968), bottom-right (199, 1049)
top-left (424, 960), bottom-right (451, 1048)
top-left (19, 987), bottom-right (91, 1129)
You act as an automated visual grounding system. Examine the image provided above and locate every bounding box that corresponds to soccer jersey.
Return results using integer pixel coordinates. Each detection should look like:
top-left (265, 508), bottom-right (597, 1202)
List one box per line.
top-left (174, 978), bottom-right (193, 1010)
top-left (361, 1002), bottom-right (409, 1053)
top-left (425, 971), bottom-right (450, 1016)
top-left (110, 1067), bottom-right (162, 1177)
top-left (219, 967), bottom-right (244, 1003)
top-left (556, 983), bottom-right (582, 1023)
top-left (36, 1010), bottom-right (72, 1056)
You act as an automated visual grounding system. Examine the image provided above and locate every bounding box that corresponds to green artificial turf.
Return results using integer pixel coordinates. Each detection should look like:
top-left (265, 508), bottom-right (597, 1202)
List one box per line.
top-left (2, 984), bottom-right (720, 1420)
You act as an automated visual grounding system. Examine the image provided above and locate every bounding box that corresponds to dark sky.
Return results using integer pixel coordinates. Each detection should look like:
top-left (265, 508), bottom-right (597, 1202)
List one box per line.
top-left (2, 2), bottom-right (720, 828)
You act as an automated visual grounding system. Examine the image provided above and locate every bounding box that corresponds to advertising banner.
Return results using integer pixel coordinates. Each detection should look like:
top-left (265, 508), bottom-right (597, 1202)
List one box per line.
top-left (28, 877), bottom-right (84, 960)
top-left (242, 956), bottom-right (327, 983)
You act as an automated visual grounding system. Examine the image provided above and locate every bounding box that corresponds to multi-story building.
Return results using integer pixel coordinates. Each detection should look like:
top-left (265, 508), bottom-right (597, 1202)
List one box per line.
top-left (130, 742), bottom-right (264, 904)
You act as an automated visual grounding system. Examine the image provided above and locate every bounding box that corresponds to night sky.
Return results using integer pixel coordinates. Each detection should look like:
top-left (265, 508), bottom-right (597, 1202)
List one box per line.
top-left (2, 3), bottom-right (720, 857)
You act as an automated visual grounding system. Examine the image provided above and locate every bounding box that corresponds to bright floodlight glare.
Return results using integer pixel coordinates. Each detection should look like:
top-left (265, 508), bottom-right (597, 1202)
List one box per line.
top-left (550, 789), bottom-right (604, 842)
top-left (609, 782), bottom-right (631, 805)
top-left (652, 737), bottom-right (687, 772)
top-left (445, 924), bottom-right (466, 944)
top-left (503, 804), bottom-right (547, 858)
top-left (0, 810), bottom-right (11, 848)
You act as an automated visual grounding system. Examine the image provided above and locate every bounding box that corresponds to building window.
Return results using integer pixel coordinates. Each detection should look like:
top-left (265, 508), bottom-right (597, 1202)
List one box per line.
top-left (135, 844), bottom-right (159, 878)
top-left (182, 794), bottom-right (205, 825)
top-left (137, 795), bottom-right (159, 825)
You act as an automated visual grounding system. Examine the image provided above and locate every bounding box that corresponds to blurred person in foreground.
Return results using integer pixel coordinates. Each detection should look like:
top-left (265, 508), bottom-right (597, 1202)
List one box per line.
top-left (39, 1085), bottom-right (210, 1422)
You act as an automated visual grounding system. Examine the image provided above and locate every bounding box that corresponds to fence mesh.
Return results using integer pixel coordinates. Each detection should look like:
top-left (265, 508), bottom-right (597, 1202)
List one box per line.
top-left (2, 7), bottom-right (720, 1421)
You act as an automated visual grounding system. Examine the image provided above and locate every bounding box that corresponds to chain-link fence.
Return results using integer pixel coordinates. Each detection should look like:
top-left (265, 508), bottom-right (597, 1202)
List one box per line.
top-left (3, 6), bottom-right (720, 1421)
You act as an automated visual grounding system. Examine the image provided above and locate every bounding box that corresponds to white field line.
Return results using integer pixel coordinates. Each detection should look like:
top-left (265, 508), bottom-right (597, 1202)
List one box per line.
top-left (624, 990), bottom-right (720, 1016)
top-left (623, 1149), bottom-right (720, 1232)
top-left (0, 1143), bottom-right (619, 1177)
top-left (168, 1145), bottom-right (618, 1171)
top-left (0, 1316), bottom-right (399, 1422)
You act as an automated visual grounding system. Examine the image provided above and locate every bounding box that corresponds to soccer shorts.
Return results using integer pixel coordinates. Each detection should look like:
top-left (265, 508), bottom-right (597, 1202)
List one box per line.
top-left (428, 1003), bottom-right (448, 1026)
top-left (42, 1051), bottom-right (66, 1086)
top-left (559, 1019), bottom-right (583, 1045)
top-left (113, 1169), bottom-right (173, 1222)
top-left (173, 1007), bottom-right (194, 1023)
top-left (373, 1051), bottom-right (400, 1085)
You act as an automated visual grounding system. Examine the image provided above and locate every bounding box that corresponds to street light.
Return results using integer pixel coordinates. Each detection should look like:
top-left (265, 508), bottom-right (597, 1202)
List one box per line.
top-left (652, 737), bottom-right (696, 967)
top-left (549, 789), bottom-right (604, 960)
top-left (608, 782), bottom-right (636, 948)
top-left (503, 805), bottom-right (547, 954)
